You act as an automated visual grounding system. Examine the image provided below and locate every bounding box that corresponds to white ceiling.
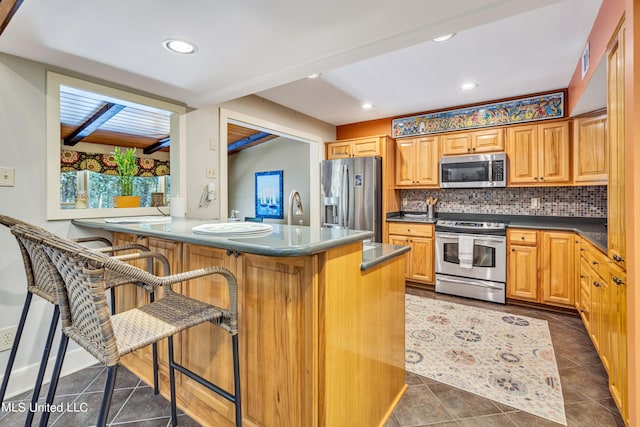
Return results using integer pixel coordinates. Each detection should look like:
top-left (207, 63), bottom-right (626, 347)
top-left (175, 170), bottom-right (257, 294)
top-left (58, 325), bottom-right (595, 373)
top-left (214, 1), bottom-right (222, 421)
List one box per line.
top-left (0, 0), bottom-right (603, 126)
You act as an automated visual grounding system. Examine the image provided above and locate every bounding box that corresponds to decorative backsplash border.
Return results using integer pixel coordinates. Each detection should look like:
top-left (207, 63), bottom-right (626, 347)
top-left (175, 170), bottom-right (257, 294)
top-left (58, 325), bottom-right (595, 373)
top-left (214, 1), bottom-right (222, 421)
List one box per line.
top-left (400, 186), bottom-right (607, 218)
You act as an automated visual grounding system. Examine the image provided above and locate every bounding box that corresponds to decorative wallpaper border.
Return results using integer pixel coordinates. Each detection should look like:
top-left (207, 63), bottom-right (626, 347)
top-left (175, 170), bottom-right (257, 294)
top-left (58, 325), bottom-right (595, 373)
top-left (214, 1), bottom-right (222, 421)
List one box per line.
top-left (391, 91), bottom-right (565, 137)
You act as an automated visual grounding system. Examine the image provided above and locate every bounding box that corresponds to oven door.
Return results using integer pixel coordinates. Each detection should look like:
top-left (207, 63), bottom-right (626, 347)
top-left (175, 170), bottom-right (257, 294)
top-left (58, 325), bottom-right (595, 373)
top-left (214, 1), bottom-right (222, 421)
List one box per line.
top-left (435, 231), bottom-right (506, 283)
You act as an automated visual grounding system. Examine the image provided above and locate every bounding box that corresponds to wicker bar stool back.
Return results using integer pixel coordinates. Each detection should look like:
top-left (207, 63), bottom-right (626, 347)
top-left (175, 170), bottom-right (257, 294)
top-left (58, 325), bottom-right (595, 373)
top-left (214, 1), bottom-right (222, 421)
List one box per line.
top-left (11, 223), bottom-right (242, 427)
top-left (0, 215), bottom-right (161, 426)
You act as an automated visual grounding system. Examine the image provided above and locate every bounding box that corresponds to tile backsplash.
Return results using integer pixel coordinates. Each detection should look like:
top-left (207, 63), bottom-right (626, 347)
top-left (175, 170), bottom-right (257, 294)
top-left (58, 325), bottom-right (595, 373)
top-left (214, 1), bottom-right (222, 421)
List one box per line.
top-left (401, 186), bottom-right (607, 218)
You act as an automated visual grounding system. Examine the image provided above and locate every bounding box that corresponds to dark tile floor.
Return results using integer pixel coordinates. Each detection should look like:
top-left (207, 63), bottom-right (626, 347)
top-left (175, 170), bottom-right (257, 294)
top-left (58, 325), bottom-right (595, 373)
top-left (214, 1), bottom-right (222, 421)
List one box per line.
top-left (1, 288), bottom-right (625, 426)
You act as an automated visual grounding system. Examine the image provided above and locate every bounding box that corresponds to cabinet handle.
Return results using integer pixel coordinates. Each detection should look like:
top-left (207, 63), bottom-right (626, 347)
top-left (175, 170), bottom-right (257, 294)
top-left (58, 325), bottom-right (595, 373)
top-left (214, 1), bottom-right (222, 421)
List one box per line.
top-left (472, 147), bottom-right (476, 151)
top-left (592, 260), bottom-right (599, 265)
top-left (612, 254), bottom-right (625, 262)
top-left (540, 177), bottom-right (544, 180)
top-left (521, 236), bottom-right (525, 240)
top-left (534, 177), bottom-right (538, 180)
top-left (580, 275), bottom-right (587, 279)
top-left (593, 281), bottom-right (602, 287)
top-left (613, 276), bottom-right (625, 285)
top-left (580, 248), bottom-right (585, 252)
top-left (511, 248), bottom-right (515, 252)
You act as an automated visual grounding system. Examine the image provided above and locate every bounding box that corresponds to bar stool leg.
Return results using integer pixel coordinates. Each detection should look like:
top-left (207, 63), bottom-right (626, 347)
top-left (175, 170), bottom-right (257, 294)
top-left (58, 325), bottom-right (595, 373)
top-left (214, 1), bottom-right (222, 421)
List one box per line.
top-left (38, 334), bottom-right (69, 427)
top-left (149, 292), bottom-right (159, 395)
top-left (168, 335), bottom-right (178, 426)
top-left (96, 366), bottom-right (118, 427)
top-left (0, 292), bottom-right (32, 403)
top-left (232, 334), bottom-right (242, 427)
top-left (25, 306), bottom-right (59, 426)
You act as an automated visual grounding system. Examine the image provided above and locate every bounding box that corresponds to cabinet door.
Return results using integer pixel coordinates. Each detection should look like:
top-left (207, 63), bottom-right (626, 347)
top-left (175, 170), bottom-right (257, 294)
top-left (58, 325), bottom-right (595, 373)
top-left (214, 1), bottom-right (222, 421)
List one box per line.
top-left (538, 121), bottom-right (570, 183)
top-left (395, 139), bottom-right (416, 186)
top-left (441, 132), bottom-right (471, 155)
top-left (389, 235), bottom-right (411, 278)
top-left (507, 125), bottom-right (538, 184)
top-left (608, 265), bottom-right (627, 420)
top-left (327, 141), bottom-right (352, 159)
top-left (352, 137), bottom-right (381, 157)
top-left (409, 237), bottom-right (434, 284)
top-left (573, 115), bottom-right (607, 183)
top-left (607, 25), bottom-right (626, 270)
top-left (541, 231), bottom-right (575, 307)
top-left (589, 268), bottom-right (606, 359)
top-left (472, 128), bottom-right (504, 153)
top-left (579, 258), bottom-right (591, 331)
top-left (415, 136), bottom-right (439, 186)
top-left (507, 244), bottom-right (538, 301)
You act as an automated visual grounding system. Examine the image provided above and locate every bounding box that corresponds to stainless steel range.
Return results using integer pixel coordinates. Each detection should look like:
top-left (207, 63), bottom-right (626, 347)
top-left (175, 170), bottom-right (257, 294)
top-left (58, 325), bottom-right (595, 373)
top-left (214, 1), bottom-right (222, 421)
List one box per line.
top-left (435, 219), bottom-right (507, 304)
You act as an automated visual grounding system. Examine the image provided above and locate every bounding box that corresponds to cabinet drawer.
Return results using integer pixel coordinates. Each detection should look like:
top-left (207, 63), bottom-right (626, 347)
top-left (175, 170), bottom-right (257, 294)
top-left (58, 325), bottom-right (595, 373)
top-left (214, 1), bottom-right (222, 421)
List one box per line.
top-left (388, 222), bottom-right (433, 237)
top-left (508, 229), bottom-right (538, 245)
top-left (582, 245), bottom-right (609, 279)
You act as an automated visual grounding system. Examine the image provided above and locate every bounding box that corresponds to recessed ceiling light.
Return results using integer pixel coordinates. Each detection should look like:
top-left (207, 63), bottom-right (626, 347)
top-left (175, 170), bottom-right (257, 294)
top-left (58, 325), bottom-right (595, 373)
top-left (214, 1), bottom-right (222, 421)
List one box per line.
top-left (307, 73), bottom-right (321, 79)
top-left (433, 33), bottom-right (456, 42)
top-left (163, 39), bottom-right (198, 54)
top-left (361, 102), bottom-right (373, 110)
top-left (459, 82), bottom-right (479, 91)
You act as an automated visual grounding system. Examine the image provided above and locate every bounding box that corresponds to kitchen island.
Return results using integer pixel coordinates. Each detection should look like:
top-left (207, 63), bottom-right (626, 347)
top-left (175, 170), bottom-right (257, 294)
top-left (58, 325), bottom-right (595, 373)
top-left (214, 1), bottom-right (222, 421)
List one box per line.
top-left (72, 218), bottom-right (409, 427)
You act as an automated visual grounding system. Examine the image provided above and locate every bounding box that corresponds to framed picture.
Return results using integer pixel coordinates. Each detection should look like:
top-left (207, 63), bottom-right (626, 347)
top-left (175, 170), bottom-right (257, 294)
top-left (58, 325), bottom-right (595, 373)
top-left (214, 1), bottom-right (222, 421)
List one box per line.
top-left (255, 170), bottom-right (283, 219)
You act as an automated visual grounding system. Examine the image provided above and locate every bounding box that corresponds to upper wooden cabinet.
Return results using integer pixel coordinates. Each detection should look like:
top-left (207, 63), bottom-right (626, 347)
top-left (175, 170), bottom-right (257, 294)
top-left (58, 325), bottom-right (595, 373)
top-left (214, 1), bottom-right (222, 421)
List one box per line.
top-left (506, 120), bottom-right (570, 185)
top-left (572, 113), bottom-right (608, 184)
top-left (441, 128), bottom-right (504, 155)
top-left (607, 23), bottom-right (626, 270)
top-left (326, 136), bottom-right (381, 159)
top-left (395, 136), bottom-right (439, 187)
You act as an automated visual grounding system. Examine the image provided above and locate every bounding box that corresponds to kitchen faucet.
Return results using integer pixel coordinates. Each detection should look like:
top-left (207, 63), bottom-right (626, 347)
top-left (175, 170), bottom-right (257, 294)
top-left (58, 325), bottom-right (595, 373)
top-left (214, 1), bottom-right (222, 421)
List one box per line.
top-left (288, 190), bottom-right (303, 226)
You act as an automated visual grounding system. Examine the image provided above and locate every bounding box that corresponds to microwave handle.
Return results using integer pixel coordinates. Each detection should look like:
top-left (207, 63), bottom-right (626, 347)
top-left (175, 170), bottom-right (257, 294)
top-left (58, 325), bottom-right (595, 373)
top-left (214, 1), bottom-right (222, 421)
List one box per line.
top-left (488, 160), bottom-right (493, 182)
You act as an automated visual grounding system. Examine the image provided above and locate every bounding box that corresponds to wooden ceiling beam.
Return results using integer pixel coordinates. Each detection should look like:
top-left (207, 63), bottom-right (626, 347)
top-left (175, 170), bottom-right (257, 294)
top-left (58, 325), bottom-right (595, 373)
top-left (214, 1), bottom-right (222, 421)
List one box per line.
top-left (63, 102), bottom-right (125, 146)
top-left (0, 0), bottom-right (23, 36)
top-left (228, 132), bottom-right (277, 154)
top-left (143, 136), bottom-right (171, 154)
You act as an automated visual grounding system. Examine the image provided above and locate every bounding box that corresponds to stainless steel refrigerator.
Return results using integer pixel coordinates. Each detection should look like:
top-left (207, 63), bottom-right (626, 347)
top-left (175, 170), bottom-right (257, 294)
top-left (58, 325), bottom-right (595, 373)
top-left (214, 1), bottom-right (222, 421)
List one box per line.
top-left (321, 156), bottom-right (382, 242)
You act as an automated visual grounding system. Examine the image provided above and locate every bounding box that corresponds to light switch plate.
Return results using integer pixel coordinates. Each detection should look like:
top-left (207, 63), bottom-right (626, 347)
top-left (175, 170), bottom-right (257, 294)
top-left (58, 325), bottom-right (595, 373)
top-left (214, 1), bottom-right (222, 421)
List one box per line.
top-left (0, 167), bottom-right (15, 187)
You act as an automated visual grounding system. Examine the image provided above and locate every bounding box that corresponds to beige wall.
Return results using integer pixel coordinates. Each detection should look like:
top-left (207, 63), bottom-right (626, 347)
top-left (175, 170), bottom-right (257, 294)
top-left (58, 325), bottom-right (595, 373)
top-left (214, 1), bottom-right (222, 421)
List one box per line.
top-left (228, 137), bottom-right (311, 225)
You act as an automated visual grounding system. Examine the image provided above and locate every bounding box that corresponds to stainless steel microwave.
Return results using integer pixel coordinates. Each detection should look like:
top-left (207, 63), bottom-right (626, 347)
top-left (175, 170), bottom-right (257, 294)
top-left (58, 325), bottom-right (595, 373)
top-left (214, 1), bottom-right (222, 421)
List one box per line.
top-left (440, 153), bottom-right (507, 188)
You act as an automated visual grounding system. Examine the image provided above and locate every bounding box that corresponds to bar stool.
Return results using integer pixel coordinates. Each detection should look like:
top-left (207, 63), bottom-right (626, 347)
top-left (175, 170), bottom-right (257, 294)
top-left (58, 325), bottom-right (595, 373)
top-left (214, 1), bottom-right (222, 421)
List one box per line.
top-left (11, 223), bottom-right (242, 427)
top-left (0, 215), bottom-right (161, 424)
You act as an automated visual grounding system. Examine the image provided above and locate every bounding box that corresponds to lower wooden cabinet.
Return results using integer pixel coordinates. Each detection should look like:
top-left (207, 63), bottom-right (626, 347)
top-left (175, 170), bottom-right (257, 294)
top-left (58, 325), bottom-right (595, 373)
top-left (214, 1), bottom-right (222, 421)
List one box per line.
top-left (507, 229), bottom-right (575, 308)
top-left (541, 231), bottom-right (575, 307)
top-left (507, 229), bottom-right (539, 301)
top-left (388, 222), bottom-right (434, 284)
top-left (608, 264), bottom-right (628, 422)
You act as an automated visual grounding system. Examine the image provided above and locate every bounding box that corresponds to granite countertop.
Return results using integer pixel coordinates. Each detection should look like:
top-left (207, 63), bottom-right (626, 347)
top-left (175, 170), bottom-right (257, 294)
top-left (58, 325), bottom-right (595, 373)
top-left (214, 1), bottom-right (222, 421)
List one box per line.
top-left (387, 212), bottom-right (607, 252)
top-left (361, 242), bottom-right (411, 271)
top-left (72, 217), bottom-right (410, 271)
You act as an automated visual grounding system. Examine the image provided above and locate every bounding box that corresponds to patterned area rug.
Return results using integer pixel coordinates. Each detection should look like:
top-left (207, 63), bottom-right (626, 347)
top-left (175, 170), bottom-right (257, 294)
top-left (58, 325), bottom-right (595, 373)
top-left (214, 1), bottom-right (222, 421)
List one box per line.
top-left (405, 295), bottom-right (566, 425)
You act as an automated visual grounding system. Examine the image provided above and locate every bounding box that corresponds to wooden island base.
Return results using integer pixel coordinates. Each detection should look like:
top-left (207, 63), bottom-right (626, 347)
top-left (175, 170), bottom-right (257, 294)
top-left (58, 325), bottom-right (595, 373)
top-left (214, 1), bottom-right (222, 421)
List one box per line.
top-left (113, 233), bottom-right (407, 427)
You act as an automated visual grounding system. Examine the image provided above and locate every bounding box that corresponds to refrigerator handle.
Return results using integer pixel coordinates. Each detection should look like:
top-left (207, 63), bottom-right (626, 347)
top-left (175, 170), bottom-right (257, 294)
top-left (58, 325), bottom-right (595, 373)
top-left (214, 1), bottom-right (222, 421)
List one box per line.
top-left (341, 164), bottom-right (349, 227)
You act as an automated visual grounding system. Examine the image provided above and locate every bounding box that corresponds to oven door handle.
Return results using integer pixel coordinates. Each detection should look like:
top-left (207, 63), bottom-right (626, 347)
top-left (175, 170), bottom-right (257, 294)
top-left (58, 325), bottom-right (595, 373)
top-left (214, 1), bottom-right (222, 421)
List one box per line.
top-left (439, 276), bottom-right (504, 290)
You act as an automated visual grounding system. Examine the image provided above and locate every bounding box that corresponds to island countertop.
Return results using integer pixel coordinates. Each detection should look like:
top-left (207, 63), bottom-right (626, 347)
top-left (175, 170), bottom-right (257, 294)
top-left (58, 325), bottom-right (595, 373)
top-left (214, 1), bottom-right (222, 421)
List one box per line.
top-left (72, 216), bottom-right (408, 427)
top-left (72, 217), bottom-right (375, 257)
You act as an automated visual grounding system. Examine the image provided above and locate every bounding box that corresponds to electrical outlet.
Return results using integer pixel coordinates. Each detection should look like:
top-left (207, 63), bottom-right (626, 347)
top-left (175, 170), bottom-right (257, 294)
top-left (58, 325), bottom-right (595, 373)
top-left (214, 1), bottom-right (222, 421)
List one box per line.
top-left (0, 326), bottom-right (18, 352)
top-left (531, 198), bottom-right (540, 209)
top-left (206, 167), bottom-right (216, 178)
top-left (0, 167), bottom-right (15, 187)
